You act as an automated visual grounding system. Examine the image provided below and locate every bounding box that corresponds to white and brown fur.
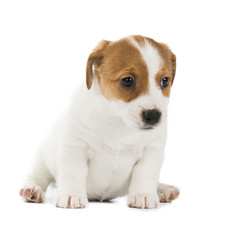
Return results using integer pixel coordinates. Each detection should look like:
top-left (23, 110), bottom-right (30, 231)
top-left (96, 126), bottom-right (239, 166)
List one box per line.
top-left (20, 35), bottom-right (179, 209)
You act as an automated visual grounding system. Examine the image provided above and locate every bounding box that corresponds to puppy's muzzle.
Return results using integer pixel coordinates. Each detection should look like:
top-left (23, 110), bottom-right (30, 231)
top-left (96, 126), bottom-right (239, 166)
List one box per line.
top-left (142, 109), bottom-right (161, 127)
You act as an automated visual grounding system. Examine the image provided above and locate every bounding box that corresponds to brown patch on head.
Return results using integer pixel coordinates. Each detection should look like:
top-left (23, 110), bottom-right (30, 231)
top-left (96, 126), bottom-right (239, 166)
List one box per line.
top-left (132, 35), bottom-right (146, 48)
top-left (86, 38), bottom-right (149, 102)
top-left (145, 37), bottom-right (176, 97)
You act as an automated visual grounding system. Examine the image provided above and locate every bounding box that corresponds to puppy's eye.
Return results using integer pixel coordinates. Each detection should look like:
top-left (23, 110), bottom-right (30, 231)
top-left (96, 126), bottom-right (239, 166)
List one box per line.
top-left (160, 77), bottom-right (170, 88)
top-left (120, 77), bottom-right (134, 88)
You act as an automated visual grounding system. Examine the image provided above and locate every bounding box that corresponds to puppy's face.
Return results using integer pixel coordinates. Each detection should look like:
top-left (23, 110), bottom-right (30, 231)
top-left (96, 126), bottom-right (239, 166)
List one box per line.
top-left (86, 35), bottom-right (176, 131)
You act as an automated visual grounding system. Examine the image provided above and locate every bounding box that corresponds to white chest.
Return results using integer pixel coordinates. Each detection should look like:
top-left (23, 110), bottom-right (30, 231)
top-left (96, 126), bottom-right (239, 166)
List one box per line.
top-left (86, 142), bottom-right (144, 200)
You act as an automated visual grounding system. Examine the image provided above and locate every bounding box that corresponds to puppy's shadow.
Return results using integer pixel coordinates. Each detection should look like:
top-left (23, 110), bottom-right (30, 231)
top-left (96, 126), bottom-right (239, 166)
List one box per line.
top-left (89, 199), bottom-right (115, 204)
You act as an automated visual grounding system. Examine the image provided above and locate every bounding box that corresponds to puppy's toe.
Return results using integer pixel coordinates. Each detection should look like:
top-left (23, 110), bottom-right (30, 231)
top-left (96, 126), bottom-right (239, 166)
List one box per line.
top-left (56, 194), bottom-right (88, 209)
top-left (128, 194), bottom-right (159, 209)
top-left (19, 184), bottom-right (45, 203)
top-left (157, 184), bottom-right (180, 203)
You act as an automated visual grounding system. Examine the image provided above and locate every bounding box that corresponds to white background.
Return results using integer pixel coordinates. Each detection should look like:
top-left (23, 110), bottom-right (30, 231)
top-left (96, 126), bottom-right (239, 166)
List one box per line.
top-left (0, 0), bottom-right (250, 239)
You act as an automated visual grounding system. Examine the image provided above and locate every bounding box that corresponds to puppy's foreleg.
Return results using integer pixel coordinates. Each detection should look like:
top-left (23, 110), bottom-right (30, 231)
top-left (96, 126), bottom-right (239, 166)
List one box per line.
top-left (127, 147), bottom-right (164, 209)
top-left (56, 145), bottom-right (88, 208)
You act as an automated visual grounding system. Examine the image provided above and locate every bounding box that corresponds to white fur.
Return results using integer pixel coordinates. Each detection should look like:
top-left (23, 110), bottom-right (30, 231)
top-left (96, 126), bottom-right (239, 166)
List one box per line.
top-left (21, 38), bottom-right (178, 209)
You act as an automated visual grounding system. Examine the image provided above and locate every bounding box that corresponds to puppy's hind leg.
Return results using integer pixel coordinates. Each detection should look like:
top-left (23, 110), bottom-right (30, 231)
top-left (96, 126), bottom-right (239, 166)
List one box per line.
top-left (157, 183), bottom-right (180, 203)
top-left (20, 157), bottom-right (52, 203)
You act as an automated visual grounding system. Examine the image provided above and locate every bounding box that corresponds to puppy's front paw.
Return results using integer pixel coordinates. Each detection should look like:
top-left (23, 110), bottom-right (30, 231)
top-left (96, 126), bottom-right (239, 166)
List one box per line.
top-left (56, 194), bottom-right (88, 209)
top-left (127, 194), bottom-right (159, 209)
top-left (19, 184), bottom-right (45, 203)
top-left (158, 184), bottom-right (180, 203)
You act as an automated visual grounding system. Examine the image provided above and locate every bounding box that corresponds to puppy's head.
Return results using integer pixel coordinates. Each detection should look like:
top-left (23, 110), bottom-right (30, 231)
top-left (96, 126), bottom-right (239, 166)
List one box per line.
top-left (86, 35), bottom-right (176, 131)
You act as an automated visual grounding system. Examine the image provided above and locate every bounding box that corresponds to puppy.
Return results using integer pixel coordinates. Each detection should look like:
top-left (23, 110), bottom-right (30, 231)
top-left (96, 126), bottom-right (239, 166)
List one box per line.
top-left (20, 35), bottom-right (179, 209)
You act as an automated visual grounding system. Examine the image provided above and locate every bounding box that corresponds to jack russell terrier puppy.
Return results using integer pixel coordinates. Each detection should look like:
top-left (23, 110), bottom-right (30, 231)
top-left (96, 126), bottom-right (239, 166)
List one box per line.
top-left (20, 35), bottom-right (179, 209)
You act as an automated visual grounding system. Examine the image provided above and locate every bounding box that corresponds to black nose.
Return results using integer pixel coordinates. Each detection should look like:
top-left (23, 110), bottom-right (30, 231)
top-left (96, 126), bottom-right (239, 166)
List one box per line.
top-left (142, 109), bottom-right (161, 126)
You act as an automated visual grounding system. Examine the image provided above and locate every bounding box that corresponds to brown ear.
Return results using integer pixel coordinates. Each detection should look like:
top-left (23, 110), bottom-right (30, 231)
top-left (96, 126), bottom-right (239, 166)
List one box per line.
top-left (86, 40), bottom-right (110, 89)
top-left (170, 52), bottom-right (176, 85)
top-left (160, 43), bottom-right (176, 85)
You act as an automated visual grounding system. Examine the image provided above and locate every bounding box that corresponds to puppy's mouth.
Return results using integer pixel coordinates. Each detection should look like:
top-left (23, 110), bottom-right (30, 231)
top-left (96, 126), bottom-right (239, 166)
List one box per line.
top-left (140, 126), bottom-right (154, 130)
